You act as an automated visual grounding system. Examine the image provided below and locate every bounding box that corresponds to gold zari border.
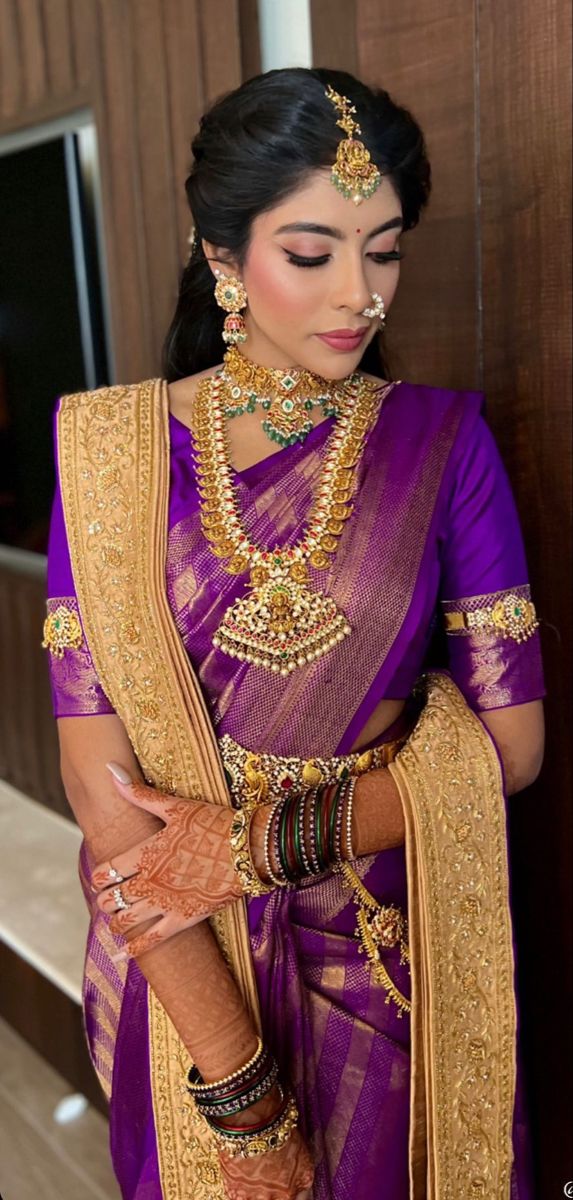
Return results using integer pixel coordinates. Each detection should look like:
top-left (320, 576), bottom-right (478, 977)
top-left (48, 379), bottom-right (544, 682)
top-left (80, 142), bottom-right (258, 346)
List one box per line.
top-left (57, 379), bottom-right (261, 1200)
top-left (388, 671), bottom-right (516, 1199)
top-left (58, 377), bottom-right (517, 1198)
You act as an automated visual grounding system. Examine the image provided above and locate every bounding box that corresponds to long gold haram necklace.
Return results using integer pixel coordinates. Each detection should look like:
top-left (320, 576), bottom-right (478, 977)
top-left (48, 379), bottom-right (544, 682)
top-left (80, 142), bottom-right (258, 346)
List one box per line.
top-left (190, 370), bottom-right (386, 676)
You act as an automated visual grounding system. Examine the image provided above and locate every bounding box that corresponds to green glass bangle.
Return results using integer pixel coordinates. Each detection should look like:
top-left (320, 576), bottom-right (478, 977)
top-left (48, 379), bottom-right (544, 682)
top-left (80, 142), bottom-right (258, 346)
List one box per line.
top-left (327, 782), bottom-right (343, 860)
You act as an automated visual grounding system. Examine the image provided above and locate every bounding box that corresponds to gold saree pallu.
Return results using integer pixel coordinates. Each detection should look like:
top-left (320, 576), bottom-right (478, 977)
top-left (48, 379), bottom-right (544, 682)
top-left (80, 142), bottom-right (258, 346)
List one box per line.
top-left (58, 379), bottom-right (517, 1199)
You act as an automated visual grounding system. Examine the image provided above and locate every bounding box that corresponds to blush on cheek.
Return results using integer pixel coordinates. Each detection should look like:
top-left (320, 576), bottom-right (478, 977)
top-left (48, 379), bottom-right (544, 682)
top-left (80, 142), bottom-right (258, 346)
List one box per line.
top-left (245, 250), bottom-right (321, 325)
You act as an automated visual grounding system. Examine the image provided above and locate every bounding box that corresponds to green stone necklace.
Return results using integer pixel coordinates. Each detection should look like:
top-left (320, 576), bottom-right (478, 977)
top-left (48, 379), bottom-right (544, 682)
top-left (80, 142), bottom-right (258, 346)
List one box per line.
top-left (219, 345), bottom-right (350, 448)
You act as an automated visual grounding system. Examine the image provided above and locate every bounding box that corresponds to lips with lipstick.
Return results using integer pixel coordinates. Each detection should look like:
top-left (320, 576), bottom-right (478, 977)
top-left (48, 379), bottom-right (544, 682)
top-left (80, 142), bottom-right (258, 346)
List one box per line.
top-left (316, 327), bottom-right (369, 352)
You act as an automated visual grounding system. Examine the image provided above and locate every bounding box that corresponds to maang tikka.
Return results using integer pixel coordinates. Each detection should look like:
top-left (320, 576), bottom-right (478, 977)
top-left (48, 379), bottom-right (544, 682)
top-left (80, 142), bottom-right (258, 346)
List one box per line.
top-left (325, 84), bottom-right (382, 206)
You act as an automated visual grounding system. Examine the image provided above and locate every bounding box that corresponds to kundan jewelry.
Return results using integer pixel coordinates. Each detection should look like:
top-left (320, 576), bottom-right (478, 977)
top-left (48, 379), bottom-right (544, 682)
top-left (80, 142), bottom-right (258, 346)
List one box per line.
top-left (213, 268), bottom-right (248, 345)
top-left (325, 83), bottom-right (382, 205)
top-left (219, 344), bottom-right (346, 447)
top-left (361, 292), bottom-right (386, 326)
top-left (189, 363), bottom-right (389, 676)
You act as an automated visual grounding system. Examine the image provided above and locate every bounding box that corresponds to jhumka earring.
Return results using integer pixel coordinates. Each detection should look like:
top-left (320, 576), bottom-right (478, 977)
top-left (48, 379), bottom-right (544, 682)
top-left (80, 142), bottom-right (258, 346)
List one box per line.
top-left (213, 268), bottom-right (248, 345)
top-left (324, 84), bottom-right (382, 206)
top-left (361, 293), bottom-right (386, 328)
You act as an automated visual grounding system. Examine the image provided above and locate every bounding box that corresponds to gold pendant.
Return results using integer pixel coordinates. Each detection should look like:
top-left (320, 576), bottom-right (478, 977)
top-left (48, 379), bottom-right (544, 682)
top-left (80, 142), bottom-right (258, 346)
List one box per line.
top-left (212, 565), bottom-right (351, 676)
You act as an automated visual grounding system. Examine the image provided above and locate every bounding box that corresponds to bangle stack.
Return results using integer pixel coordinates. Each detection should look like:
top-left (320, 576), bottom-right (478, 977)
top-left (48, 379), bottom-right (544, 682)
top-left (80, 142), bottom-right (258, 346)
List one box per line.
top-left (262, 776), bottom-right (357, 886)
top-left (187, 1039), bottom-right (298, 1158)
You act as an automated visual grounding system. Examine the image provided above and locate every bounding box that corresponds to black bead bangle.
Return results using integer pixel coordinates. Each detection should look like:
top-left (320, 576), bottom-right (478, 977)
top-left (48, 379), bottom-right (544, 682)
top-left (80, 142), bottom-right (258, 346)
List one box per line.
top-left (292, 794), bottom-right (305, 876)
top-left (194, 1062), bottom-right (279, 1118)
top-left (306, 789), bottom-right (321, 875)
top-left (271, 796), bottom-right (289, 886)
top-left (333, 780), bottom-right (348, 864)
top-left (297, 793), bottom-right (312, 876)
top-left (314, 786), bottom-right (326, 871)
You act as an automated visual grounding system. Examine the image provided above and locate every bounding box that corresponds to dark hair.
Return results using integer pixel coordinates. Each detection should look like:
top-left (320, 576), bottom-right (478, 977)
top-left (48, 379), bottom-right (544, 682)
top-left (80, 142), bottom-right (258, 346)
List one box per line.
top-left (162, 67), bottom-right (431, 382)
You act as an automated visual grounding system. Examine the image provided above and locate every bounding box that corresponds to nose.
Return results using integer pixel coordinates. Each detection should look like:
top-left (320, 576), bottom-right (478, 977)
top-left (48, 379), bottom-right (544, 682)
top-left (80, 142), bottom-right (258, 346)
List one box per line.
top-left (332, 251), bottom-right (372, 316)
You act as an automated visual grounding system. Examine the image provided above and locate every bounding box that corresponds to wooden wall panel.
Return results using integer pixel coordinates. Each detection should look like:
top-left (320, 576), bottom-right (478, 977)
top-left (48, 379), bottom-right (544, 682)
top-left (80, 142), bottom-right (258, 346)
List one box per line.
top-left (313, 3), bottom-right (572, 1191)
top-left (478, 1), bottom-right (572, 1193)
top-left (43, 0), bottom-right (76, 96)
top-left (354, 0), bottom-right (480, 390)
top-left (18, 0), bottom-right (48, 107)
top-left (0, 0), bottom-right (250, 382)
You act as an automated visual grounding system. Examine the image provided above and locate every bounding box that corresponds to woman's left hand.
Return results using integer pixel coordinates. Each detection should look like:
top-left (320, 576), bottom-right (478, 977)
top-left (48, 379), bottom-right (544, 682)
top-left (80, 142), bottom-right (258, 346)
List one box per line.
top-left (90, 762), bottom-right (245, 957)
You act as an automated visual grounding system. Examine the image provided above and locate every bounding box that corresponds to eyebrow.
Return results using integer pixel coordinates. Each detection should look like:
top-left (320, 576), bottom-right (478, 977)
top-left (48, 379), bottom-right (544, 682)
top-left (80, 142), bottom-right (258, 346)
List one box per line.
top-left (273, 217), bottom-right (404, 239)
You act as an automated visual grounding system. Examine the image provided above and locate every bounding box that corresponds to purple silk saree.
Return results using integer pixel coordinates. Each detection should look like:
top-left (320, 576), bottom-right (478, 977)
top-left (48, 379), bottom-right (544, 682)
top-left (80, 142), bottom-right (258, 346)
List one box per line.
top-left (46, 378), bottom-right (545, 1199)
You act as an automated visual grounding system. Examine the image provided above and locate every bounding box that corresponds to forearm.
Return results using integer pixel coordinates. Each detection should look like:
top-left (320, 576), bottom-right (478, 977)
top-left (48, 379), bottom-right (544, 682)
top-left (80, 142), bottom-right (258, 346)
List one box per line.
top-left (60, 724), bottom-right (258, 1085)
top-left (351, 766), bottom-right (406, 856)
top-left (133, 921), bottom-right (258, 1082)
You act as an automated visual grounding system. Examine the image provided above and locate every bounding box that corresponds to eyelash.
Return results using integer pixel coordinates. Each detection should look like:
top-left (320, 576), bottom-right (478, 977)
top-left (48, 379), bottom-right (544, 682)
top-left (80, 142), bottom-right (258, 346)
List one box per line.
top-left (285, 251), bottom-right (404, 268)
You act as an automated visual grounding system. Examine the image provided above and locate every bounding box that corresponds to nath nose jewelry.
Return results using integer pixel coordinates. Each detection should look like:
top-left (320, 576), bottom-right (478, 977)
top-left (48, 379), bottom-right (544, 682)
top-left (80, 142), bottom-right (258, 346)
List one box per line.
top-left (361, 293), bottom-right (386, 325)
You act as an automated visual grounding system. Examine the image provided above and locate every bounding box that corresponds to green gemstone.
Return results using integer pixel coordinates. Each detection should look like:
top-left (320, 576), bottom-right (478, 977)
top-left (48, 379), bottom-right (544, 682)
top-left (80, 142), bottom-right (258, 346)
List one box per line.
top-left (282, 376), bottom-right (296, 391)
top-left (54, 619), bottom-right (61, 629)
top-left (247, 400), bottom-right (256, 412)
top-left (262, 399), bottom-right (271, 410)
top-left (282, 398), bottom-right (294, 413)
top-left (304, 400), bottom-right (313, 411)
top-left (514, 606), bottom-right (522, 616)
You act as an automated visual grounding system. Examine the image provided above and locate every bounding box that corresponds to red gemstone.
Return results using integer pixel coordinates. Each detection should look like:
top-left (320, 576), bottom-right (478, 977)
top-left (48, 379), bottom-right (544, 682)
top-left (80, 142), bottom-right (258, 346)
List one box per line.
top-left (281, 777), bottom-right (293, 789)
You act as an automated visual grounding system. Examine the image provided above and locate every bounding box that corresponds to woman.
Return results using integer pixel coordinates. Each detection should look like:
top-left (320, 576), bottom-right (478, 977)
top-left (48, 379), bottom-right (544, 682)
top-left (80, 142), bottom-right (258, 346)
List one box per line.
top-left (43, 68), bottom-right (545, 1199)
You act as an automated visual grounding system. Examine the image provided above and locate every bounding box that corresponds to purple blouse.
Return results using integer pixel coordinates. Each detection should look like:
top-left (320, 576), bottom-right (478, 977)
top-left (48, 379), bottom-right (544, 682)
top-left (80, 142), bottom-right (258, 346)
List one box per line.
top-left (45, 380), bottom-right (546, 728)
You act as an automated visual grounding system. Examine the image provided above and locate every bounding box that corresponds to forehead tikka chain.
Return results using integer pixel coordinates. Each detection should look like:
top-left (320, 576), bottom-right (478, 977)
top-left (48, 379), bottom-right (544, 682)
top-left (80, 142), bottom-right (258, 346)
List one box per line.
top-left (190, 371), bottom-right (387, 676)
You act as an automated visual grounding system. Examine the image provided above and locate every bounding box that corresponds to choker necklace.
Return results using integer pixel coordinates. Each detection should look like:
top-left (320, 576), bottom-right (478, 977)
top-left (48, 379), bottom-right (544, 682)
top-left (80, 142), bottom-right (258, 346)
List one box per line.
top-left (219, 346), bottom-right (349, 447)
top-left (190, 369), bottom-right (392, 676)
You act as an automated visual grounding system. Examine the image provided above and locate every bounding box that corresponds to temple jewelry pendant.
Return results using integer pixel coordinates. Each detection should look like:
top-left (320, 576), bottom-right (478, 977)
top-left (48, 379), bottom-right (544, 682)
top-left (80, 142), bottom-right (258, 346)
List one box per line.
top-left (212, 559), bottom-right (351, 676)
top-left (261, 389), bottom-right (315, 446)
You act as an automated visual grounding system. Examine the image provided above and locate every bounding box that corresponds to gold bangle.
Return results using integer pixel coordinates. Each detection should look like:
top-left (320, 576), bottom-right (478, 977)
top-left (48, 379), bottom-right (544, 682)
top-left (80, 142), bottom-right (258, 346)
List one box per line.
top-left (188, 1037), bottom-right (264, 1093)
top-left (230, 803), bottom-right (274, 897)
top-left (211, 1094), bottom-right (299, 1158)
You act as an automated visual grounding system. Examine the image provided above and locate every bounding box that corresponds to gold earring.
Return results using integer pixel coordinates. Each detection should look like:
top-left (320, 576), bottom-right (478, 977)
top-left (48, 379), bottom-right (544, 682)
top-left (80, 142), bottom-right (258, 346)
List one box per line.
top-left (213, 269), bottom-right (248, 345)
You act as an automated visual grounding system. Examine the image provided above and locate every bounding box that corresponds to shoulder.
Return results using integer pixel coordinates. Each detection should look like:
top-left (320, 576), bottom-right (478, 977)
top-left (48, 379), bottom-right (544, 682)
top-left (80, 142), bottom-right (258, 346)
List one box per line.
top-left (371, 376), bottom-right (486, 450)
top-left (166, 365), bottom-right (222, 426)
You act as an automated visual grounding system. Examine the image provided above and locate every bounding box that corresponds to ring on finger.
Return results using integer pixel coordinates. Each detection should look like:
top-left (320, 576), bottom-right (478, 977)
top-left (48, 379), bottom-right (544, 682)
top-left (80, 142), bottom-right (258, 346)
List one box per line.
top-left (107, 860), bottom-right (125, 884)
top-left (112, 885), bottom-right (131, 911)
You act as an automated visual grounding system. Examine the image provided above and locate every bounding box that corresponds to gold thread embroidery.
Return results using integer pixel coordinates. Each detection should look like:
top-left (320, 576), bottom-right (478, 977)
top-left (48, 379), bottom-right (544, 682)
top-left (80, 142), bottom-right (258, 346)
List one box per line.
top-left (442, 583), bottom-right (539, 643)
top-left (42, 599), bottom-right (83, 657)
top-left (57, 380), bottom-right (262, 1199)
top-left (388, 671), bottom-right (516, 1198)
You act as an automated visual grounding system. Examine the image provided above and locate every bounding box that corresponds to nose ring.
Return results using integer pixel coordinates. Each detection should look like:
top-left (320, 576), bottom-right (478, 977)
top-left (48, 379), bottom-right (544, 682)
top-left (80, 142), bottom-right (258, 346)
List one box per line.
top-left (361, 293), bottom-right (386, 325)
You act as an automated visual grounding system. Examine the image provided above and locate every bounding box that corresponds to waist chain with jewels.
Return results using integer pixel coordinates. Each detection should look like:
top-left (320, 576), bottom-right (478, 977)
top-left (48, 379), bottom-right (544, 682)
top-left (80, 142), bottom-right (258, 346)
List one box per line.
top-left (218, 731), bottom-right (412, 1016)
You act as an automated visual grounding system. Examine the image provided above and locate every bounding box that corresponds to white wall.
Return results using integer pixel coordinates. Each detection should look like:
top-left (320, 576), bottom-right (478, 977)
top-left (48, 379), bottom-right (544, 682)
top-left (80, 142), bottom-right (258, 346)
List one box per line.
top-left (257, 0), bottom-right (312, 71)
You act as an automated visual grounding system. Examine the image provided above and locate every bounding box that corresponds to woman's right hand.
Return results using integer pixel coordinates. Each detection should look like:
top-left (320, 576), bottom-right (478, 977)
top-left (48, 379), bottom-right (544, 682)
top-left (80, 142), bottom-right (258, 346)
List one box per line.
top-left (218, 1125), bottom-right (314, 1200)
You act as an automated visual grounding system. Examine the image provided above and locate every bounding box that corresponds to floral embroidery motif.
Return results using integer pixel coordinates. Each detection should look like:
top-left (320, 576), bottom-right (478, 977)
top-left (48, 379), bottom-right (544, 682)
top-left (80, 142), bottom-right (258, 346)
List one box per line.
top-left (442, 583), bottom-right (539, 644)
top-left (42, 600), bottom-right (83, 658)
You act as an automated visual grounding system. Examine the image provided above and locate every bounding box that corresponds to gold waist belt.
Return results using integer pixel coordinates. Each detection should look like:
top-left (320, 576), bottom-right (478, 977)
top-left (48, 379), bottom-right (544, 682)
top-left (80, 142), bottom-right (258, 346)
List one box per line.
top-left (218, 727), bottom-right (413, 1017)
top-left (217, 729), bottom-right (410, 809)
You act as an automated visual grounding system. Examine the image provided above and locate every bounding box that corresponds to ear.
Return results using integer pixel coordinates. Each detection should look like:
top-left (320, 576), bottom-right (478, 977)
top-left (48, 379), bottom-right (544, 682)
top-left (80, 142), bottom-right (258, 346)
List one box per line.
top-left (201, 239), bottom-right (240, 279)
